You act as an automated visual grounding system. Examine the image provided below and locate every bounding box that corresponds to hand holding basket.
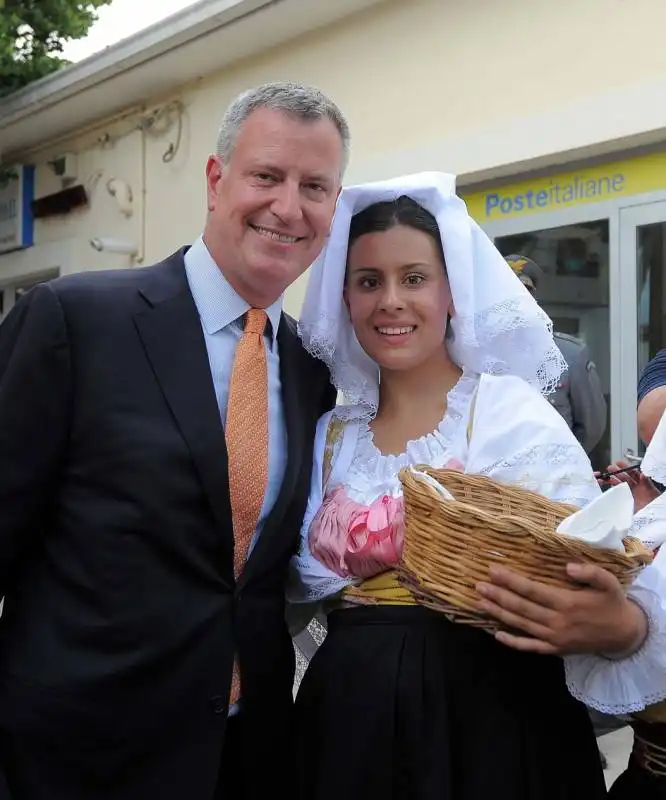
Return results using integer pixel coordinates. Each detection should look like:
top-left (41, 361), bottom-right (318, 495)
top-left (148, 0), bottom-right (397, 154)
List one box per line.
top-left (397, 466), bottom-right (652, 633)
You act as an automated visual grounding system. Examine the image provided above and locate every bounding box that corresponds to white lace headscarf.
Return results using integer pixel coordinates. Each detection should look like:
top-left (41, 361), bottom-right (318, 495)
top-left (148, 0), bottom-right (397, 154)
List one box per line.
top-left (298, 171), bottom-right (566, 419)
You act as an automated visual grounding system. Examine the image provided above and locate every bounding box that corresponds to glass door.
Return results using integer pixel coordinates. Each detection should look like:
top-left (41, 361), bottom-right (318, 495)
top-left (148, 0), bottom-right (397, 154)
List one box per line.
top-left (619, 201), bottom-right (666, 457)
top-left (494, 219), bottom-right (612, 471)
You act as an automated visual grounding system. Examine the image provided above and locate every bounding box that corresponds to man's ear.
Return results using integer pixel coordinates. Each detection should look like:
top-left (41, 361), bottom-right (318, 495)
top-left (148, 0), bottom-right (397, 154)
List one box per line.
top-left (205, 154), bottom-right (224, 212)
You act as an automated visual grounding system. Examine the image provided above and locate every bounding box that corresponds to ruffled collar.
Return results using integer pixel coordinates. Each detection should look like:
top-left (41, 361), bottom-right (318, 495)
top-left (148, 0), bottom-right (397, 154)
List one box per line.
top-left (343, 370), bottom-right (479, 497)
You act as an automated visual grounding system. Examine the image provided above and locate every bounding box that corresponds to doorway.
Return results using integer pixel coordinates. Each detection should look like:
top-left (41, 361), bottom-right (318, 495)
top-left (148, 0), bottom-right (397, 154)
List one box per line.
top-left (495, 220), bottom-right (611, 470)
top-left (619, 200), bottom-right (666, 455)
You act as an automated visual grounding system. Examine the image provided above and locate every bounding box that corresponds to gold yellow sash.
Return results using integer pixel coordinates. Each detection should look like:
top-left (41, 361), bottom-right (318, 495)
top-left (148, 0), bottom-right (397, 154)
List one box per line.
top-left (342, 569), bottom-right (416, 606)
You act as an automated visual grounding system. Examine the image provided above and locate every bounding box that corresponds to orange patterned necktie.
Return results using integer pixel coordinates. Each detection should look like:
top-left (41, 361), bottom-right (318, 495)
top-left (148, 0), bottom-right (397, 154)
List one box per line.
top-left (226, 308), bottom-right (269, 705)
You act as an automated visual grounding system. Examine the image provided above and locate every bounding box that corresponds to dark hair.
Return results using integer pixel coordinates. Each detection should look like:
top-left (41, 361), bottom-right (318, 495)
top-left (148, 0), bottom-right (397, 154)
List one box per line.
top-left (348, 195), bottom-right (445, 265)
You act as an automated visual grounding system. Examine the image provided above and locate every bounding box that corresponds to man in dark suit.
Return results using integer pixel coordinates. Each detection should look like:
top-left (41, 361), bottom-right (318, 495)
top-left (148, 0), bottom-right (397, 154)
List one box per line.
top-left (0, 81), bottom-right (346, 800)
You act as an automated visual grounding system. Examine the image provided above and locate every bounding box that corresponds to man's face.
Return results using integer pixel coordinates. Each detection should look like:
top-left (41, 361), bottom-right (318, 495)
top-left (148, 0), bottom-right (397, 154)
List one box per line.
top-left (203, 107), bottom-right (343, 306)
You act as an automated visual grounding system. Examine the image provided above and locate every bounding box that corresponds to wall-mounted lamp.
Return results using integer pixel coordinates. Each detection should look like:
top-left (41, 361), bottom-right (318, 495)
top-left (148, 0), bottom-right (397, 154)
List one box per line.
top-left (90, 237), bottom-right (139, 257)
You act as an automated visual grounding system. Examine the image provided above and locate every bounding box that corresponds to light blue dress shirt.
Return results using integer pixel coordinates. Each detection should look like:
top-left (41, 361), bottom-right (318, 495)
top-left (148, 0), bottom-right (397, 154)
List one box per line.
top-left (183, 236), bottom-right (288, 555)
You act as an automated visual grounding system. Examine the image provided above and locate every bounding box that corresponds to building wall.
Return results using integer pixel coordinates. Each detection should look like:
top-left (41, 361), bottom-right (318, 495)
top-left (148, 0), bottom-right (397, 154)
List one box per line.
top-left (0, 118), bottom-right (145, 291)
top-left (3, 0), bottom-right (666, 315)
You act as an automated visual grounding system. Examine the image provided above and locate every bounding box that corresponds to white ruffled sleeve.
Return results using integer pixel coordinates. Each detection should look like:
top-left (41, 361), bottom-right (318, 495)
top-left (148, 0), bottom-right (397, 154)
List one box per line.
top-left (286, 411), bottom-right (357, 605)
top-left (466, 373), bottom-right (601, 508)
top-left (564, 553), bottom-right (666, 715)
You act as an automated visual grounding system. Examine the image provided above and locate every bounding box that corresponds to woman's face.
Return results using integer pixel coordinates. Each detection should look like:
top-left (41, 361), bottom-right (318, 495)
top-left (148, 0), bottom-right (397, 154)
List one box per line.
top-left (344, 224), bottom-right (453, 372)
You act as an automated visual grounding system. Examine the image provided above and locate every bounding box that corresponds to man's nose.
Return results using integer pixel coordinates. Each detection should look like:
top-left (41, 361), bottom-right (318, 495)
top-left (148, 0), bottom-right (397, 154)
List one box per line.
top-left (271, 182), bottom-right (303, 225)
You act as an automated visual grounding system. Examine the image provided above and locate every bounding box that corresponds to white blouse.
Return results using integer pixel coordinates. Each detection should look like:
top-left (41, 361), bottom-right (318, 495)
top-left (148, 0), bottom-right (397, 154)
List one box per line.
top-left (288, 371), bottom-right (666, 716)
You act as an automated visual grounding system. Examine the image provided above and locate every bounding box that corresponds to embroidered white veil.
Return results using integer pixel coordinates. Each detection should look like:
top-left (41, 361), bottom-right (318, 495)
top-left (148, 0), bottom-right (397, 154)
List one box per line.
top-left (297, 172), bottom-right (566, 418)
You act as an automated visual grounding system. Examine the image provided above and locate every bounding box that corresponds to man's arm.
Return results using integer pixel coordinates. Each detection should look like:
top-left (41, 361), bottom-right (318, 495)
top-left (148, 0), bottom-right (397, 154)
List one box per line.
top-left (568, 345), bottom-right (607, 453)
top-left (637, 350), bottom-right (666, 445)
top-left (0, 283), bottom-right (71, 594)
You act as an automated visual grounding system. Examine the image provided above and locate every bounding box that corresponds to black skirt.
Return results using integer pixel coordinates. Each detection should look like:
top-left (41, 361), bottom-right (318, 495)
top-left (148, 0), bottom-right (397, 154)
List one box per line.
top-left (294, 605), bottom-right (607, 800)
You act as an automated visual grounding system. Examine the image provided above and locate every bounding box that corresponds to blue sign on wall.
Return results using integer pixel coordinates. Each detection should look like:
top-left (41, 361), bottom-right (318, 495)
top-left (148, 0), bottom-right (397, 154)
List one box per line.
top-left (0, 165), bottom-right (35, 255)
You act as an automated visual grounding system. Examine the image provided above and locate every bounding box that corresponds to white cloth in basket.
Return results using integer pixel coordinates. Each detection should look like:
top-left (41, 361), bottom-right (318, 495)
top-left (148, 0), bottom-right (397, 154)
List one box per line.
top-left (556, 482), bottom-right (633, 552)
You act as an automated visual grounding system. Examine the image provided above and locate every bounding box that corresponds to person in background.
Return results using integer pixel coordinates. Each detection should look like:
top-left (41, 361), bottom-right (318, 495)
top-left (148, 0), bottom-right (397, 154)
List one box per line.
top-left (638, 349), bottom-right (666, 448)
top-left (505, 254), bottom-right (607, 456)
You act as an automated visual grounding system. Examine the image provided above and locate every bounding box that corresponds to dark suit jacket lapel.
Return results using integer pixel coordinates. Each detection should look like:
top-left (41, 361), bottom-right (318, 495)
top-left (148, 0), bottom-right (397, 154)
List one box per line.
top-left (240, 314), bottom-right (305, 583)
top-left (133, 250), bottom-right (234, 581)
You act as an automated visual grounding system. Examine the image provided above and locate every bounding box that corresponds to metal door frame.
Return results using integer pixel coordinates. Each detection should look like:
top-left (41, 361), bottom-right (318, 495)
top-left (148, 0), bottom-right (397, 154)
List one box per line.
top-left (618, 199), bottom-right (666, 456)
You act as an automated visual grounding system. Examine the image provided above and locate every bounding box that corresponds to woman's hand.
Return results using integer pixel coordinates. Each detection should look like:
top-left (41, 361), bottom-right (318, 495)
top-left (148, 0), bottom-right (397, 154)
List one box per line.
top-left (476, 563), bottom-right (648, 657)
top-left (595, 460), bottom-right (660, 513)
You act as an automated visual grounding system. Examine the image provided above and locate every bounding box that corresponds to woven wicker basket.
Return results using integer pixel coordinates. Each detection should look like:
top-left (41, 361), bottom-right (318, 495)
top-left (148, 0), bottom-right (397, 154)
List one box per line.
top-left (397, 466), bottom-right (653, 633)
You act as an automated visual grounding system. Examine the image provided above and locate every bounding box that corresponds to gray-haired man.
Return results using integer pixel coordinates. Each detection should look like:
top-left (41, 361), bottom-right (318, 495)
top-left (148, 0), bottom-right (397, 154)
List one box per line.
top-left (0, 82), bottom-right (346, 800)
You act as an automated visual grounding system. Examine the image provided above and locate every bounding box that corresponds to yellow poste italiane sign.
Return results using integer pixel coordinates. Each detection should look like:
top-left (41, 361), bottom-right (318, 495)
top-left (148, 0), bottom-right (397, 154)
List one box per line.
top-left (462, 151), bottom-right (666, 223)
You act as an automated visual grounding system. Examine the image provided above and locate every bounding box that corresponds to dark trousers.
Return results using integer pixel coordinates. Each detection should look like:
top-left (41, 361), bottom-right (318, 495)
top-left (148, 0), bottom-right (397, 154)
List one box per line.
top-left (0, 711), bottom-right (284, 800)
top-left (216, 714), bottom-right (244, 799)
top-left (0, 723), bottom-right (226, 800)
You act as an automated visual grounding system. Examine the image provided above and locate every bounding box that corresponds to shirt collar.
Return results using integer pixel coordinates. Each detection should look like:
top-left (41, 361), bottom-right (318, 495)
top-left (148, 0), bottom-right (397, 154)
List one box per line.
top-left (184, 236), bottom-right (282, 346)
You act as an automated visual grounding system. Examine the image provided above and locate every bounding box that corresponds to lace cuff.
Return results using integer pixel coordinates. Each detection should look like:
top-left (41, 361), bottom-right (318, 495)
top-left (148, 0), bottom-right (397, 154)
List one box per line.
top-left (564, 563), bottom-right (666, 715)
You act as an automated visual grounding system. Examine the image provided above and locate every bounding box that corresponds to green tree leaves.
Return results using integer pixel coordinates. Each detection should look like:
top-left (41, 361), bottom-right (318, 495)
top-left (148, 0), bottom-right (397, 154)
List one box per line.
top-left (0, 0), bottom-right (113, 97)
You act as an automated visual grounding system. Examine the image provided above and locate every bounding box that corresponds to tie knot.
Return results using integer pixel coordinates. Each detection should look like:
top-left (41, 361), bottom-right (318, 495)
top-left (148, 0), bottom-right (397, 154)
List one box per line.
top-left (244, 308), bottom-right (268, 336)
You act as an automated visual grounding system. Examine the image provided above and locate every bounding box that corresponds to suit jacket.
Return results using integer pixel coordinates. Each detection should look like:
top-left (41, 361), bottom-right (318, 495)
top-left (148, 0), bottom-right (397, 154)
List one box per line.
top-left (0, 249), bottom-right (335, 799)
